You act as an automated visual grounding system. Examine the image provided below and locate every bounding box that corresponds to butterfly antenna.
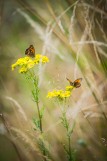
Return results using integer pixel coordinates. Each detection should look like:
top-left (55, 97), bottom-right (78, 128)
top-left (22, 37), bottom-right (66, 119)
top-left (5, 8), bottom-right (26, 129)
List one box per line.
top-left (66, 78), bottom-right (70, 82)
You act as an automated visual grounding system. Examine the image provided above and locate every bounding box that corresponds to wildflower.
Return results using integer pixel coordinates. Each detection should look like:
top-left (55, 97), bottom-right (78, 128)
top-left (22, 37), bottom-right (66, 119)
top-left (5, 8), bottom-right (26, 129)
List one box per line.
top-left (19, 67), bottom-right (28, 73)
top-left (60, 91), bottom-right (71, 98)
top-left (47, 89), bottom-right (72, 100)
top-left (27, 60), bottom-right (35, 69)
top-left (35, 54), bottom-right (42, 59)
top-left (11, 63), bottom-right (17, 71)
top-left (34, 54), bottom-right (49, 64)
top-left (11, 54), bottom-right (49, 73)
top-left (42, 56), bottom-right (49, 63)
top-left (34, 54), bottom-right (42, 64)
top-left (66, 85), bottom-right (74, 91)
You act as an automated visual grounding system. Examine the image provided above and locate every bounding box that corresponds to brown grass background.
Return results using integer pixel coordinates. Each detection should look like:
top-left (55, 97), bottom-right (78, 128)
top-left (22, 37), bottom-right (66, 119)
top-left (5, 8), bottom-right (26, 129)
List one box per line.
top-left (0, 0), bottom-right (107, 161)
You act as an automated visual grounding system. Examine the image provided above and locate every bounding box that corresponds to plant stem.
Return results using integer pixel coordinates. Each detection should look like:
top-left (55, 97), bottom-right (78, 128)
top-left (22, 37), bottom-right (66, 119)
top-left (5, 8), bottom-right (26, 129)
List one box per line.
top-left (32, 75), bottom-right (47, 161)
top-left (68, 135), bottom-right (72, 161)
top-left (36, 101), bottom-right (42, 133)
top-left (36, 102), bottom-right (47, 161)
top-left (62, 101), bottom-right (73, 161)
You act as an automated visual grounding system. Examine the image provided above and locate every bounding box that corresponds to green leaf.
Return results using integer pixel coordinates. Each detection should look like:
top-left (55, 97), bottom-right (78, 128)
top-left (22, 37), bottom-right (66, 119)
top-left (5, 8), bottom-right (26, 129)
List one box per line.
top-left (33, 117), bottom-right (40, 130)
top-left (40, 106), bottom-right (45, 119)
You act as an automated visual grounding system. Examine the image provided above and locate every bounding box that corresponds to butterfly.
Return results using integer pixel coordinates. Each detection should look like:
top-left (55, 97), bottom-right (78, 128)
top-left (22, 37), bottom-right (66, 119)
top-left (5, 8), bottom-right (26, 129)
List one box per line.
top-left (25, 45), bottom-right (35, 57)
top-left (66, 78), bottom-right (82, 88)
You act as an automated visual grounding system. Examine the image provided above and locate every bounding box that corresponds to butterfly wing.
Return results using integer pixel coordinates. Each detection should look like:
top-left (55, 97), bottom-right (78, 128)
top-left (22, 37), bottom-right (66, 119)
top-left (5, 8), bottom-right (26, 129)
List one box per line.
top-left (74, 78), bottom-right (82, 88)
top-left (25, 48), bottom-right (29, 55)
top-left (25, 45), bottom-right (35, 57)
top-left (29, 45), bottom-right (35, 57)
top-left (66, 78), bottom-right (73, 86)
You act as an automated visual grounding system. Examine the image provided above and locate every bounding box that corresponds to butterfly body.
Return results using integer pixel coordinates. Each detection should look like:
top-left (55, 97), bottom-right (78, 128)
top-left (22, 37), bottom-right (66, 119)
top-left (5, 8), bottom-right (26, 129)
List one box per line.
top-left (25, 45), bottom-right (35, 57)
top-left (67, 78), bottom-right (82, 88)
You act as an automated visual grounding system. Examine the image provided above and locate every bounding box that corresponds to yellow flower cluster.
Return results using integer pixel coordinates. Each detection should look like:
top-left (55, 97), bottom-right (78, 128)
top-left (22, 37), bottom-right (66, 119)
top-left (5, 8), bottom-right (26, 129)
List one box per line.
top-left (66, 85), bottom-right (74, 91)
top-left (47, 86), bottom-right (74, 100)
top-left (11, 54), bottom-right (49, 73)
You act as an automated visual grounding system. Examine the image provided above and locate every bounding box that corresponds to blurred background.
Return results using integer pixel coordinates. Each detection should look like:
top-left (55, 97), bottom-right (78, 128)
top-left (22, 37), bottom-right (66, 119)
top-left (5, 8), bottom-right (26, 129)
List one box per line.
top-left (0, 0), bottom-right (107, 161)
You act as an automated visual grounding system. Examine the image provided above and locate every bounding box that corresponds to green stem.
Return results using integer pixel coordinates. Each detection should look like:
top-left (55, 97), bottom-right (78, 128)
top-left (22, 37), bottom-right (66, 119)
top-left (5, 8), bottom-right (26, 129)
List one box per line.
top-left (31, 74), bottom-right (47, 161)
top-left (36, 101), bottom-right (42, 133)
top-left (36, 101), bottom-right (46, 161)
top-left (68, 135), bottom-right (72, 161)
top-left (62, 102), bottom-right (73, 161)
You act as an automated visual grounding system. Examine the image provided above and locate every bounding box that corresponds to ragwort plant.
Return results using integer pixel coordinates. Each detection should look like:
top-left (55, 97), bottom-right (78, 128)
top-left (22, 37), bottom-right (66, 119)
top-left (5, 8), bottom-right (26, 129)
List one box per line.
top-left (11, 52), bottom-right (50, 161)
top-left (11, 48), bottom-right (80, 161)
top-left (47, 85), bottom-right (76, 161)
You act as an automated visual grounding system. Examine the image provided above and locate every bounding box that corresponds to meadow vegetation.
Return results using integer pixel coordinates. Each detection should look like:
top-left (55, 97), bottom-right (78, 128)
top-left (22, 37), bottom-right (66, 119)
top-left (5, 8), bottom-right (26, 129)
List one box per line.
top-left (0, 0), bottom-right (107, 161)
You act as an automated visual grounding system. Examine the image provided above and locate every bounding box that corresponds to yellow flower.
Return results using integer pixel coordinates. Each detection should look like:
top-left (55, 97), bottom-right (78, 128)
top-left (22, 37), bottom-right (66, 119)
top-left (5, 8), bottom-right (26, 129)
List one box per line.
top-left (47, 91), bottom-right (56, 98)
top-left (11, 64), bottom-right (17, 71)
top-left (16, 57), bottom-right (30, 65)
top-left (11, 54), bottom-right (49, 73)
top-left (35, 54), bottom-right (42, 59)
top-left (61, 91), bottom-right (71, 98)
top-left (33, 54), bottom-right (49, 64)
top-left (19, 67), bottom-right (28, 73)
top-left (34, 54), bottom-right (42, 64)
top-left (66, 85), bottom-right (74, 91)
top-left (47, 89), bottom-right (72, 100)
top-left (42, 56), bottom-right (49, 63)
top-left (27, 60), bottom-right (35, 69)
top-left (34, 59), bottom-right (39, 64)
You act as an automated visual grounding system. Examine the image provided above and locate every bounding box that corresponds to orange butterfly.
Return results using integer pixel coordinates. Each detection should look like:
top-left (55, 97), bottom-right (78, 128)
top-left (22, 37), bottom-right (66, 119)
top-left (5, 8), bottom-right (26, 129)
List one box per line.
top-left (25, 45), bottom-right (35, 57)
top-left (66, 78), bottom-right (82, 88)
